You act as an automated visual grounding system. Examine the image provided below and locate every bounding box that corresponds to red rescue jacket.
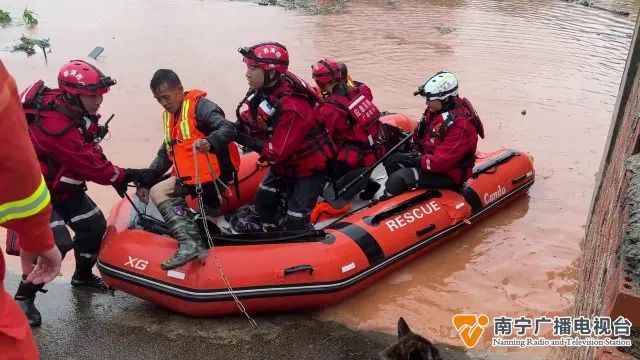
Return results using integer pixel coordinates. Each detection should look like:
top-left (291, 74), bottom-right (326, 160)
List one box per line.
top-left (414, 96), bottom-right (485, 184)
top-left (316, 82), bottom-right (385, 168)
top-left (237, 72), bottom-right (331, 177)
top-left (0, 61), bottom-right (56, 341)
top-left (21, 82), bottom-right (125, 200)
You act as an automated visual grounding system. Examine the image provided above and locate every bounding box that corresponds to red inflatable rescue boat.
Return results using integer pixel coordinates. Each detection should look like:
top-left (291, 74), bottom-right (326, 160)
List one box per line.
top-left (97, 115), bottom-right (535, 317)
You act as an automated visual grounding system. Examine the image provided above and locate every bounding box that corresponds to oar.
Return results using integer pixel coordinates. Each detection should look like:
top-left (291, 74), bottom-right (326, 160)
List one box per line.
top-left (331, 132), bottom-right (414, 202)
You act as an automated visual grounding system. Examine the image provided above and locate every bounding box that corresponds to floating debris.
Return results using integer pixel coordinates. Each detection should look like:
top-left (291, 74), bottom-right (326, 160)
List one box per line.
top-left (12, 36), bottom-right (51, 61)
top-left (435, 26), bottom-right (456, 35)
top-left (252, 0), bottom-right (346, 14)
top-left (0, 9), bottom-right (11, 27)
top-left (561, 0), bottom-right (630, 16)
top-left (22, 8), bottom-right (38, 28)
top-left (380, 0), bottom-right (398, 10)
top-left (521, 110), bottom-right (527, 115)
top-left (87, 46), bottom-right (105, 60)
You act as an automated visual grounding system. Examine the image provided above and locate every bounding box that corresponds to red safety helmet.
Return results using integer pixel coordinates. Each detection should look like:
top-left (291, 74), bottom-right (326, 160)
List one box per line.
top-left (57, 60), bottom-right (116, 96)
top-left (239, 42), bottom-right (289, 73)
top-left (311, 58), bottom-right (342, 84)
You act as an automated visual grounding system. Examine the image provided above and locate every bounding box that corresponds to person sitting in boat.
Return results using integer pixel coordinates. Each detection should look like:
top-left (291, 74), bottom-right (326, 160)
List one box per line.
top-left (134, 69), bottom-right (239, 270)
top-left (235, 42), bottom-right (332, 231)
top-left (16, 60), bottom-right (152, 325)
top-left (383, 71), bottom-right (485, 196)
top-left (312, 59), bottom-right (385, 200)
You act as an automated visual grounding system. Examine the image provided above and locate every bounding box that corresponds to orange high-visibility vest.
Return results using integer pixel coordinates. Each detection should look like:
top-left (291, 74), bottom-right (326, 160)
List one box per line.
top-left (164, 89), bottom-right (240, 185)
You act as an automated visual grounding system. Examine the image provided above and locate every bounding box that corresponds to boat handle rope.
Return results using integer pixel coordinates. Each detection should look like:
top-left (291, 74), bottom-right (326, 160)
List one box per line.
top-left (511, 174), bottom-right (527, 185)
top-left (192, 144), bottom-right (259, 328)
top-left (284, 264), bottom-right (314, 276)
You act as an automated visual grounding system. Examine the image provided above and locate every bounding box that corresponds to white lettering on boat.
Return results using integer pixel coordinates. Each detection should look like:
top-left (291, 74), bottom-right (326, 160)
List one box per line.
top-left (385, 200), bottom-right (441, 232)
top-left (125, 256), bottom-right (149, 271)
top-left (483, 185), bottom-right (506, 205)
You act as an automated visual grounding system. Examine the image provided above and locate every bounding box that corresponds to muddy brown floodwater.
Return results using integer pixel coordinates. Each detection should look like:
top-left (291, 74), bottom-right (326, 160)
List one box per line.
top-left (0, 0), bottom-right (638, 358)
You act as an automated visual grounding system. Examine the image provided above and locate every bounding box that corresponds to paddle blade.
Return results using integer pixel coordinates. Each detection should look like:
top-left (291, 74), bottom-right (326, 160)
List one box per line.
top-left (87, 46), bottom-right (104, 59)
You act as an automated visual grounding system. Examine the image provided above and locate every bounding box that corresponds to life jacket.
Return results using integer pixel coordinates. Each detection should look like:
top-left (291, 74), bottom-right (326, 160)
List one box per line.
top-left (236, 71), bottom-right (323, 130)
top-left (323, 82), bottom-right (385, 167)
top-left (164, 89), bottom-right (241, 186)
top-left (415, 96), bottom-right (485, 183)
top-left (416, 96), bottom-right (484, 143)
top-left (21, 81), bottom-right (101, 195)
top-left (236, 72), bottom-right (333, 177)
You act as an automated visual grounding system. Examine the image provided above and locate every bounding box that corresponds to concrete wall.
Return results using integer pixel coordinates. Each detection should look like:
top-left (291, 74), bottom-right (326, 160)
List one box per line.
top-left (569, 11), bottom-right (640, 360)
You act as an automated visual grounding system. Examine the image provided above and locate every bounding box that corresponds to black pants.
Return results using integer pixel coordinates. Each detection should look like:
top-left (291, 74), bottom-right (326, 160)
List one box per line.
top-left (384, 167), bottom-right (457, 196)
top-left (329, 161), bottom-right (356, 181)
top-left (255, 170), bottom-right (325, 231)
top-left (326, 160), bottom-right (378, 201)
top-left (50, 192), bottom-right (106, 274)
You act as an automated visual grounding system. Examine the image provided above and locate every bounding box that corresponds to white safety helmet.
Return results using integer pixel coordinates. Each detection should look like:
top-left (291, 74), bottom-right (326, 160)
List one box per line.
top-left (413, 71), bottom-right (459, 100)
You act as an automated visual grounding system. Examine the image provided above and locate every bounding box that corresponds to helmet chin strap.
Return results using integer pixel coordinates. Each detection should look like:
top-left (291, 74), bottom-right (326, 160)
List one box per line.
top-left (261, 70), bottom-right (281, 91)
top-left (442, 96), bottom-right (455, 110)
top-left (63, 92), bottom-right (89, 115)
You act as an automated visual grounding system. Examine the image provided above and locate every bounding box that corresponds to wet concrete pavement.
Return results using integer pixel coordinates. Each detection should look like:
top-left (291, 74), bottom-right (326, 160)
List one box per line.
top-left (4, 272), bottom-right (481, 360)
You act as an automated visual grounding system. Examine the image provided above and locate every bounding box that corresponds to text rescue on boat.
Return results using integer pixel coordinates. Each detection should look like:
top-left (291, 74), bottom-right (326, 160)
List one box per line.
top-left (385, 200), bottom-right (441, 232)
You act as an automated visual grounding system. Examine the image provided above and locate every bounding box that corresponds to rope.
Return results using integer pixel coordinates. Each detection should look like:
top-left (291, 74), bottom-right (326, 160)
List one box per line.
top-left (192, 143), bottom-right (258, 328)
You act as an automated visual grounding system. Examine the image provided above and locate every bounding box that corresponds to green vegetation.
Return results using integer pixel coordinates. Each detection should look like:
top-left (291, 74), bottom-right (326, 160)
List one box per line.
top-left (22, 8), bottom-right (38, 28)
top-left (12, 36), bottom-right (51, 60)
top-left (0, 9), bottom-right (11, 27)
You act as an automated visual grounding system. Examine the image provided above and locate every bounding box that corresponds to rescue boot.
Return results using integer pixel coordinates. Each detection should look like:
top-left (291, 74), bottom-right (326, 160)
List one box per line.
top-left (14, 275), bottom-right (45, 327)
top-left (193, 212), bottom-right (214, 255)
top-left (158, 198), bottom-right (208, 271)
top-left (71, 272), bottom-right (107, 290)
top-left (71, 254), bottom-right (108, 290)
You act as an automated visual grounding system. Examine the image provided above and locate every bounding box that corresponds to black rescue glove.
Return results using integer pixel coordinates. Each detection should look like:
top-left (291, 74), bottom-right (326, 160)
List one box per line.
top-left (114, 168), bottom-right (157, 198)
top-left (235, 132), bottom-right (264, 153)
top-left (384, 152), bottom-right (422, 173)
top-left (125, 168), bottom-right (158, 187)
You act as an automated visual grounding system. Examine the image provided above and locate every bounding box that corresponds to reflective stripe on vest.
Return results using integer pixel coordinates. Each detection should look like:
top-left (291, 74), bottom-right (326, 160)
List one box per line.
top-left (0, 175), bottom-right (50, 224)
top-left (180, 99), bottom-right (192, 139)
top-left (163, 96), bottom-right (198, 150)
top-left (163, 111), bottom-right (171, 148)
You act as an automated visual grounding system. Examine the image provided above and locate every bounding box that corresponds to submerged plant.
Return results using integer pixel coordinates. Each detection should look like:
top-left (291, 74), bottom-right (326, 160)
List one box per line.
top-left (12, 36), bottom-right (50, 60)
top-left (0, 9), bottom-right (11, 27)
top-left (22, 7), bottom-right (38, 28)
